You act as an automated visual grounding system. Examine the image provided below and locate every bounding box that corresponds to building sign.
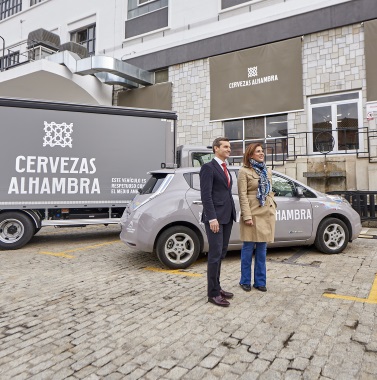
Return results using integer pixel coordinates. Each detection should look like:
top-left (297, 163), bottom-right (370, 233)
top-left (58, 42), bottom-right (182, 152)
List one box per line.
top-left (366, 102), bottom-right (377, 120)
top-left (209, 38), bottom-right (303, 121)
top-left (365, 19), bottom-right (377, 102)
top-left (118, 82), bottom-right (172, 111)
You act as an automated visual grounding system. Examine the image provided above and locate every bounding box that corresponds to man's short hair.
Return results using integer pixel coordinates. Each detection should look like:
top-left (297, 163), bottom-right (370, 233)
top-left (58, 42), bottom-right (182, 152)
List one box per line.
top-left (212, 137), bottom-right (230, 153)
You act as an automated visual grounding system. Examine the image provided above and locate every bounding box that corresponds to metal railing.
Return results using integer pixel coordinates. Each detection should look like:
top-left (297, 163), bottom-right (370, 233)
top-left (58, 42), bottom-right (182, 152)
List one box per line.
top-left (0, 40), bottom-right (57, 70)
top-left (228, 127), bottom-right (377, 168)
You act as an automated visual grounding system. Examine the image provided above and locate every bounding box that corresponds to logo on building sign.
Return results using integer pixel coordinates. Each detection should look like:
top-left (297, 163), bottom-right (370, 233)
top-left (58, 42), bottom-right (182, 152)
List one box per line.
top-left (43, 121), bottom-right (73, 148)
top-left (228, 65), bottom-right (279, 89)
top-left (248, 66), bottom-right (258, 78)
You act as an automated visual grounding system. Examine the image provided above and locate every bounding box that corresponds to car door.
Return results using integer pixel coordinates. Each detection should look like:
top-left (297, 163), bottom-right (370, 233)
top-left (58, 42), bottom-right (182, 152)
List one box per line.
top-left (185, 170), bottom-right (241, 245)
top-left (272, 173), bottom-right (313, 242)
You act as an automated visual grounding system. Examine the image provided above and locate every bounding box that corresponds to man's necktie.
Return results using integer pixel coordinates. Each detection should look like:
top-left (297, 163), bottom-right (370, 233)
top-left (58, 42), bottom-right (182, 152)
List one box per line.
top-left (221, 162), bottom-right (230, 188)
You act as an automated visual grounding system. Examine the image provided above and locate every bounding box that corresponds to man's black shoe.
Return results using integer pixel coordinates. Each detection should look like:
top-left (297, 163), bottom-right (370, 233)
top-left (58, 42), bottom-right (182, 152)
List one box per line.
top-left (220, 289), bottom-right (234, 299)
top-left (208, 295), bottom-right (230, 307)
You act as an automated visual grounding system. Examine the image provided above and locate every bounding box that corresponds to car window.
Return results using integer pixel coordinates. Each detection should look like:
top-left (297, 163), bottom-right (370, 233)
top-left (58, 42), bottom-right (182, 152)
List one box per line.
top-left (272, 174), bottom-right (316, 198)
top-left (140, 174), bottom-right (168, 194)
top-left (188, 171), bottom-right (238, 195)
top-left (272, 174), bottom-right (296, 197)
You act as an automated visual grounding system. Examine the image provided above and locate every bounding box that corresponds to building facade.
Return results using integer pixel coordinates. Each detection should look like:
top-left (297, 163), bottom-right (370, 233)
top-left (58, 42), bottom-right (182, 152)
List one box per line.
top-left (1, 0), bottom-right (377, 191)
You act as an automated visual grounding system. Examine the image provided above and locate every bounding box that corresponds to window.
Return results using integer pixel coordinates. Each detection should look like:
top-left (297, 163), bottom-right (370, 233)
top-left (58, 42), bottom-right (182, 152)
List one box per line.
top-left (0, 0), bottom-right (22, 20)
top-left (154, 69), bottom-right (168, 84)
top-left (30, 0), bottom-right (44, 5)
top-left (191, 152), bottom-right (214, 167)
top-left (309, 92), bottom-right (362, 154)
top-left (127, 0), bottom-right (167, 19)
top-left (221, 0), bottom-right (252, 10)
top-left (224, 114), bottom-right (288, 164)
top-left (70, 24), bottom-right (96, 55)
top-left (0, 51), bottom-right (20, 70)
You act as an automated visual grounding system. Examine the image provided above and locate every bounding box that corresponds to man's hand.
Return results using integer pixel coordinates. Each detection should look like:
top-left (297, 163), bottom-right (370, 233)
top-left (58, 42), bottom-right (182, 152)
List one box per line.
top-left (244, 219), bottom-right (253, 226)
top-left (209, 219), bottom-right (220, 233)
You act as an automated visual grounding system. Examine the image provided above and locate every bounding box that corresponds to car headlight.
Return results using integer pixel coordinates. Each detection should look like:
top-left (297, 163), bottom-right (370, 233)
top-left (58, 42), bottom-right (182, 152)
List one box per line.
top-left (327, 194), bottom-right (351, 206)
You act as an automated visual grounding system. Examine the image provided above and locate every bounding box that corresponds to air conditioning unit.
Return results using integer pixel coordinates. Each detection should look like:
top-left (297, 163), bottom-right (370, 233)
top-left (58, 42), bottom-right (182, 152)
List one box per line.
top-left (27, 28), bottom-right (60, 50)
top-left (59, 42), bottom-right (89, 59)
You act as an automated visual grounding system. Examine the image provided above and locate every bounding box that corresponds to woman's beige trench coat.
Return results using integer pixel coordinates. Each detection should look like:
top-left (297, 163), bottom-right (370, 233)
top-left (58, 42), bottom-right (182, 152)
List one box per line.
top-left (237, 166), bottom-right (276, 243)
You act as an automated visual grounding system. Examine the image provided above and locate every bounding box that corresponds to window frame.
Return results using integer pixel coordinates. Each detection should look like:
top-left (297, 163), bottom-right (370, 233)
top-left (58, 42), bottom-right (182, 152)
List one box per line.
top-left (0, 0), bottom-right (22, 20)
top-left (70, 24), bottom-right (96, 56)
top-left (308, 91), bottom-right (363, 155)
top-left (138, 0), bottom-right (157, 5)
top-left (30, 0), bottom-right (44, 6)
top-left (223, 113), bottom-right (289, 163)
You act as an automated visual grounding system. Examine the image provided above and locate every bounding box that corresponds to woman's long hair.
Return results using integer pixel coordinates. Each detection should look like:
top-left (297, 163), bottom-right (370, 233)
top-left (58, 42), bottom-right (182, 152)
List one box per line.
top-left (243, 142), bottom-right (264, 168)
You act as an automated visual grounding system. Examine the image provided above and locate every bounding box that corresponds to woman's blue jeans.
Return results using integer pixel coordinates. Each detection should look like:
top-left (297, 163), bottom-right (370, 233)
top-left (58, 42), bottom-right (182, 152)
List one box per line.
top-left (239, 242), bottom-right (267, 287)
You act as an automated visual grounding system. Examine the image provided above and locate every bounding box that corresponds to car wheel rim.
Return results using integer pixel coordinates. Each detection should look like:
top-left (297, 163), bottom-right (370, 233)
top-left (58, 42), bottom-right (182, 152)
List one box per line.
top-left (0, 219), bottom-right (24, 244)
top-left (164, 233), bottom-right (195, 264)
top-left (323, 223), bottom-right (346, 250)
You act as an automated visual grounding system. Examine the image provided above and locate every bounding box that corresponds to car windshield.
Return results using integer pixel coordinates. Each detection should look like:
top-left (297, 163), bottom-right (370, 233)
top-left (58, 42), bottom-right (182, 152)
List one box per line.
top-left (140, 174), bottom-right (168, 194)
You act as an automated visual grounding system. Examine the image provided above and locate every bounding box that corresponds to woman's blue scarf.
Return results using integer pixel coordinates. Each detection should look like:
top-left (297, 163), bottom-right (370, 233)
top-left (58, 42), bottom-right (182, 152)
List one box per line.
top-left (250, 159), bottom-right (270, 206)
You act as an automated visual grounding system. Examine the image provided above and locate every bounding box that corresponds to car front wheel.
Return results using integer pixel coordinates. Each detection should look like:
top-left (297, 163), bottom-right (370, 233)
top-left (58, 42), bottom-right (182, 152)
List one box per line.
top-left (314, 217), bottom-right (349, 254)
top-left (156, 226), bottom-right (200, 269)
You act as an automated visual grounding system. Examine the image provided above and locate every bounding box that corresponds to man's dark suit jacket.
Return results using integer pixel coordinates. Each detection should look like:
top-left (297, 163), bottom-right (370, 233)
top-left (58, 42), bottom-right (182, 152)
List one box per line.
top-left (200, 159), bottom-right (237, 224)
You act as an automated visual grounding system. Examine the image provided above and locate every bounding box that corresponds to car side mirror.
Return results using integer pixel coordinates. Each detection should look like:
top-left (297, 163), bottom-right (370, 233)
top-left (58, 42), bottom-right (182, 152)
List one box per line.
top-left (296, 187), bottom-right (304, 197)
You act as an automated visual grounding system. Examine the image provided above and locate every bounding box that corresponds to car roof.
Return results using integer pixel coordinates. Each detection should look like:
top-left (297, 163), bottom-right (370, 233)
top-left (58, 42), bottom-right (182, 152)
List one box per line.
top-left (148, 166), bottom-right (323, 197)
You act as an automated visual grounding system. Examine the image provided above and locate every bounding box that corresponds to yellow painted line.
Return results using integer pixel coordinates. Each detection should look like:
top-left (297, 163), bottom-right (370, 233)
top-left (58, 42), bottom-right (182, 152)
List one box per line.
top-left (38, 240), bottom-right (121, 258)
top-left (144, 266), bottom-right (203, 277)
top-left (39, 251), bottom-right (75, 259)
top-left (323, 274), bottom-right (377, 304)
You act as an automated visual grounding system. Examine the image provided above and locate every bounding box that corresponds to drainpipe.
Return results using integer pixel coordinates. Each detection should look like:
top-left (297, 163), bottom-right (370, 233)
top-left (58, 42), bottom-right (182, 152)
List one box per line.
top-left (0, 36), bottom-right (4, 71)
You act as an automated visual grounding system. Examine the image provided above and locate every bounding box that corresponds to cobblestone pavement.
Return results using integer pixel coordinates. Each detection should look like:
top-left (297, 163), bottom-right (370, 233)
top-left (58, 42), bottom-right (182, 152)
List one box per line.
top-left (0, 225), bottom-right (377, 380)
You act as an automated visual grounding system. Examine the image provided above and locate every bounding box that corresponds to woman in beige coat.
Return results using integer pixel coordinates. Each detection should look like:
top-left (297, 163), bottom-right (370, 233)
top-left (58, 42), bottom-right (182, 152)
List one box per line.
top-left (238, 143), bottom-right (276, 292)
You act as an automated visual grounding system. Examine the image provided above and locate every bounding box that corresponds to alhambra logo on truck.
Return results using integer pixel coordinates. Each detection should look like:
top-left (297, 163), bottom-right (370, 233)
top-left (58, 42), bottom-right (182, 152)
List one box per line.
top-left (43, 121), bottom-right (73, 148)
top-left (7, 122), bottom-right (100, 195)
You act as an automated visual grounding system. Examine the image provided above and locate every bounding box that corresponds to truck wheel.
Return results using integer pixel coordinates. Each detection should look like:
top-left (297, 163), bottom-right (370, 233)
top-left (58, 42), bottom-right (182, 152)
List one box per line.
top-left (34, 227), bottom-right (42, 235)
top-left (156, 226), bottom-right (200, 269)
top-left (314, 217), bottom-right (349, 254)
top-left (0, 212), bottom-right (35, 250)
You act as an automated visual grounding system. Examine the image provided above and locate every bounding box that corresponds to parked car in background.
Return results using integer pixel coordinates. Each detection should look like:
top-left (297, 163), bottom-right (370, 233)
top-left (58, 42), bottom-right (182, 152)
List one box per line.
top-left (120, 167), bottom-right (362, 269)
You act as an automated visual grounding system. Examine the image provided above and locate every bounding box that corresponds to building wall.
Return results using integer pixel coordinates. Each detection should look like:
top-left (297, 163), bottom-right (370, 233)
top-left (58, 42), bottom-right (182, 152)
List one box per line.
top-left (169, 22), bottom-right (377, 192)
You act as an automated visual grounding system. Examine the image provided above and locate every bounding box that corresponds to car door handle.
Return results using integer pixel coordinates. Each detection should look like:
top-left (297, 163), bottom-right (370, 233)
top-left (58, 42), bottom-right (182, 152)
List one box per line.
top-left (192, 200), bottom-right (203, 205)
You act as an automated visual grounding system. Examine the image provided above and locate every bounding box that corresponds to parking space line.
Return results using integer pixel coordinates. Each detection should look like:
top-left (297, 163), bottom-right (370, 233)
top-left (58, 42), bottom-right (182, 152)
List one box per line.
top-left (323, 274), bottom-right (377, 304)
top-left (39, 251), bottom-right (75, 259)
top-left (38, 240), bottom-right (121, 259)
top-left (358, 234), bottom-right (377, 239)
top-left (144, 267), bottom-right (203, 277)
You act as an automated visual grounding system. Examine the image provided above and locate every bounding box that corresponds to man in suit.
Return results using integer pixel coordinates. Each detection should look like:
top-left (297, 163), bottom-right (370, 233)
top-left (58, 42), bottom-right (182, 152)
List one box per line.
top-left (200, 137), bottom-right (237, 307)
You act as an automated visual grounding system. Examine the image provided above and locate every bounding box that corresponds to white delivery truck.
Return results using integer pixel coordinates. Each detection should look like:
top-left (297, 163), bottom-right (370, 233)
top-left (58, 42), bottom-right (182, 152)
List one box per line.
top-left (0, 97), bottom-right (212, 249)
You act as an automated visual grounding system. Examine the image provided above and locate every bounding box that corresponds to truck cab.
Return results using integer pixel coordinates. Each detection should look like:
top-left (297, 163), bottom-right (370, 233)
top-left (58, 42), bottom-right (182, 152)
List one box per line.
top-left (176, 145), bottom-right (214, 167)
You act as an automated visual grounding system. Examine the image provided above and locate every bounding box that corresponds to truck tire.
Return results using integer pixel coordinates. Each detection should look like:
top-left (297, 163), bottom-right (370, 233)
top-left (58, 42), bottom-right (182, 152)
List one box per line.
top-left (314, 217), bottom-right (349, 254)
top-left (156, 226), bottom-right (200, 269)
top-left (0, 212), bottom-right (35, 250)
top-left (34, 227), bottom-right (42, 235)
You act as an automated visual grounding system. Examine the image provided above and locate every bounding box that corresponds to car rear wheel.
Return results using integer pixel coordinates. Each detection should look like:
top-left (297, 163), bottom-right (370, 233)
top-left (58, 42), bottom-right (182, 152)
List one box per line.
top-left (314, 217), bottom-right (349, 254)
top-left (156, 226), bottom-right (200, 269)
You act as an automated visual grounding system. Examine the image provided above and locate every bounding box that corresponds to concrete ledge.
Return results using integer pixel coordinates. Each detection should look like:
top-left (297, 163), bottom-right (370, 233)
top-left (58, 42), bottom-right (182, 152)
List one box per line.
top-left (303, 171), bottom-right (346, 178)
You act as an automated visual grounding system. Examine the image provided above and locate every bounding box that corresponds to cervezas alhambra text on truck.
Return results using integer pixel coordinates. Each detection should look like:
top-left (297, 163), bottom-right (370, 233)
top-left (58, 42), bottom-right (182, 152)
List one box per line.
top-left (0, 97), bottom-right (213, 250)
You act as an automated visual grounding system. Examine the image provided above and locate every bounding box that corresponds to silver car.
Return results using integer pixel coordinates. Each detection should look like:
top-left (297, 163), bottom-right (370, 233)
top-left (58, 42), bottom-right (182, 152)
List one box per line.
top-left (120, 167), bottom-right (362, 269)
